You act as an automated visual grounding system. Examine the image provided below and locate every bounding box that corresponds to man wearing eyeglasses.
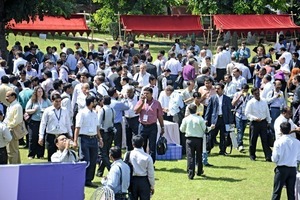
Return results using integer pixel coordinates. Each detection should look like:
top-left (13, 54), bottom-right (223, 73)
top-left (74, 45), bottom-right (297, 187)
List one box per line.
top-left (51, 134), bottom-right (77, 162)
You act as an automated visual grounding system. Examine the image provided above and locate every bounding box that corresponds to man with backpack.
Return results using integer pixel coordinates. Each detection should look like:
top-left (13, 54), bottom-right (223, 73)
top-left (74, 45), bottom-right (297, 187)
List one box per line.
top-left (102, 146), bottom-right (130, 200)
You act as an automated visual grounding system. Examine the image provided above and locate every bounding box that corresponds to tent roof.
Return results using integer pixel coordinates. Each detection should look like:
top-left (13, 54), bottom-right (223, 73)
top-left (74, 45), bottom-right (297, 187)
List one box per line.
top-left (120, 15), bottom-right (203, 36)
top-left (213, 14), bottom-right (300, 33)
top-left (6, 15), bottom-right (91, 36)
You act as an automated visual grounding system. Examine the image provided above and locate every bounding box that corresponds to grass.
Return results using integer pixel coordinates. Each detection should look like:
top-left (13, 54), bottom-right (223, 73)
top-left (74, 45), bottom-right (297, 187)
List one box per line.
top-left (19, 129), bottom-right (285, 200)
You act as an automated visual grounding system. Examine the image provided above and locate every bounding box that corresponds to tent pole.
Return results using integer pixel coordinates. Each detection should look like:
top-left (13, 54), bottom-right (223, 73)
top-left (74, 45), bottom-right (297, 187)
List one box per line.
top-left (210, 14), bottom-right (213, 50)
top-left (215, 30), bottom-right (221, 49)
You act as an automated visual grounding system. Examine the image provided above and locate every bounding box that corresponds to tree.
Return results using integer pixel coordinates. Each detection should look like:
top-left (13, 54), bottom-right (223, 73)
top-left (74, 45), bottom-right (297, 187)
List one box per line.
top-left (0, 0), bottom-right (75, 60)
top-left (188, 0), bottom-right (288, 15)
top-left (92, 0), bottom-right (183, 31)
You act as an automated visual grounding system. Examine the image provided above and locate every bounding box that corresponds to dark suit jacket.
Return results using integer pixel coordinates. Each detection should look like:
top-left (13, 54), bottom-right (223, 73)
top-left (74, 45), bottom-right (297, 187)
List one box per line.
top-left (205, 94), bottom-right (234, 126)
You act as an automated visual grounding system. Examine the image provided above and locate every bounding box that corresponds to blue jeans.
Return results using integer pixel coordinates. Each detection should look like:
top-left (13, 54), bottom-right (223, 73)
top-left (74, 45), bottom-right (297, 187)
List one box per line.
top-left (235, 116), bottom-right (248, 147)
top-left (139, 123), bottom-right (158, 163)
top-left (79, 135), bottom-right (98, 183)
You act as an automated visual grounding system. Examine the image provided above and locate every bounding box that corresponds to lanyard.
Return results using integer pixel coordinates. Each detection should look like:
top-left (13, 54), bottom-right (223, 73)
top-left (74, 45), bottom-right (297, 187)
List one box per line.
top-left (54, 109), bottom-right (62, 122)
top-left (145, 101), bottom-right (154, 114)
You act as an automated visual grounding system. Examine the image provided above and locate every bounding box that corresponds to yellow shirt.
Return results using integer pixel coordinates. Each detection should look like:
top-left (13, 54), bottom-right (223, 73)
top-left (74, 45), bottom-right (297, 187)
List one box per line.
top-left (4, 100), bottom-right (23, 129)
top-left (185, 103), bottom-right (204, 117)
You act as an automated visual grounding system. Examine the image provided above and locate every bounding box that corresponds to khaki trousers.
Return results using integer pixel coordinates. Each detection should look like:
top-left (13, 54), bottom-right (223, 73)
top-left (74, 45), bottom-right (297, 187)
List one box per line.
top-left (7, 139), bottom-right (21, 164)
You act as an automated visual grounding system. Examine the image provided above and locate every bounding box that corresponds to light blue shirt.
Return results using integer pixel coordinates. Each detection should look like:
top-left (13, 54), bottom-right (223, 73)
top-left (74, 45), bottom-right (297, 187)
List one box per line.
top-left (102, 159), bottom-right (130, 194)
top-left (25, 98), bottom-right (52, 121)
top-left (110, 98), bottom-right (129, 123)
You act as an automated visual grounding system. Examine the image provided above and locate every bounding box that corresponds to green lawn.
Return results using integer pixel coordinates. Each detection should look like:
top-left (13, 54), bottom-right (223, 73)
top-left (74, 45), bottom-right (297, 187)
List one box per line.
top-left (19, 130), bottom-right (285, 200)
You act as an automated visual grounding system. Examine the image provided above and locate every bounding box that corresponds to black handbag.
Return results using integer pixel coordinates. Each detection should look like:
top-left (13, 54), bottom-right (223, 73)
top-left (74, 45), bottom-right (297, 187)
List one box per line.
top-left (267, 127), bottom-right (275, 147)
top-left (175, 75), bottom-right (183, 89)
top-left (157, 136), bottom-right (168, 155)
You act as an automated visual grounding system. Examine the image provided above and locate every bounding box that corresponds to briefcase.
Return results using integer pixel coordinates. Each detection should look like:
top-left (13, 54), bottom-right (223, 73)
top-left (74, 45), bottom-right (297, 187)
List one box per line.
top-left (11, 121), bottom-right (28, 140)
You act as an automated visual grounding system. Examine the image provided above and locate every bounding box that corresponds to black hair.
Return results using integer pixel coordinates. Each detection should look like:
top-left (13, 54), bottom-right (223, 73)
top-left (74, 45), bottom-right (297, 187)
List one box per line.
top-left (51, 93), bottom-right (61, 101)
top-left (280, 122), bottom-right (291, 135)
top-left (109, 146), bottom-right (122, 159)
top-left (23, 80), bottom-right (31, 88)
top-left (103, 95), bottom-right (111, 105)
top-left (1, 75), bottom-right (9, 84)
top-left (63, 83), bottom-right (72, 92)
top-left (143, 87), bottom-right (153, 94)
top-left (53, 79), bottom-right (63, 90)
top-left (86, 95), bottom-right (96, 106)
top-left (188, 104), bottom-right (197, 114)
top-left (107, 87), bottom-right (116, 97)
top-left (132, 135), bottom-right (144, 148)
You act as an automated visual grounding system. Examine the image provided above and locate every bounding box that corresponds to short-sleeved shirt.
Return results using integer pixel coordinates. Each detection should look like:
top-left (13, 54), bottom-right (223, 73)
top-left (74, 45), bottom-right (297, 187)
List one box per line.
top-left (76, 107), bottom-right (98, 136)
top-left (135, 98), bottom-right (163, 125)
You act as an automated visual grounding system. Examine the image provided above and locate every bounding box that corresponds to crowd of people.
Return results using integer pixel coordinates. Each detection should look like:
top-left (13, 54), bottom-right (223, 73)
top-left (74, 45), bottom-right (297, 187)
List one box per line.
top-left (0, 36), bottom-right (300, 199)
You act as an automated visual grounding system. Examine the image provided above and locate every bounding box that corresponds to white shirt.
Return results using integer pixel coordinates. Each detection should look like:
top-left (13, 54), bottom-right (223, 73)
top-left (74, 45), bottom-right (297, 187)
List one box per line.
top-left (274, 115), bottom-right (297, 140)
top-left (158, 91), bottom-right (170, 115)
top-left (39, 106), bottom-right (72, 139)
top-left (168, 91), bottom-right (184, 116)
top-left (281, 51), bottom-right (292, 66)
top-left (165, 58), bottom-right (182, 75)
top-left (141, 84), bottom-right (158, 100)
top-left (13, 57), bottom-right (27, 75)
top-left (59, 66), bottom-right (69, 83)
top-left (77, 92), bottom-right (87, 111)
top-left (245, 98), bottom-right (271, 123)
top-left (266, 90), bottom-right (286, 108)
top-left (133, 72), bottom-right (150, 88)
top-left (127, 148), bottom-right (155, 189)
top-left (0, 122), bottom-right (12, 148)
top-left (232, 76), bottom-right (247, 91)
top-left (88, 61), bottom-right (97, 77)
top-left (213, 52), bottom-right (226, 69)
top-left (61, 92), bottom-right (73, 123)
top-left (66, 54), bottom-right (77, 71)
top-left (124, 95), bottom-right (139, 118)
top-left (272, 134), bottom-right (300, 167)
top-left (260, 81), bottom-right (274, 100)
top-left (71, 83), bottom-right (82, 110)
top-left (217, 95), bottom-right (223, 115)
top-left (97, 83), bottom-right (109, 96)
top-left (224, 81), bottom-right (237, 99)
top-left (76, 107), bottom-right (98, 135)
top-left (51, 149), bottom-right (77, 162)
top-left (0, 67), bottom-right (7, 80)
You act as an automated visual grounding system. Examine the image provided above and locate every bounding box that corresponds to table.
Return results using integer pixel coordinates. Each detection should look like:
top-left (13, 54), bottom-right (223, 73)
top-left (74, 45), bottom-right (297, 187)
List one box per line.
top-left (121, 118), bottom-right (181, 148)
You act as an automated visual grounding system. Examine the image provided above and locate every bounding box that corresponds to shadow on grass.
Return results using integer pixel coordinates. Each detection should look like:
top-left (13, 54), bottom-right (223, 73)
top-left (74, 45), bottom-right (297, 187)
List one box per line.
top-left (209, 165), bottom-right (246, 170)
top-left (155, 167), bottom-right (187, 174)
top-left (197, 175), bottom-right (245, 182)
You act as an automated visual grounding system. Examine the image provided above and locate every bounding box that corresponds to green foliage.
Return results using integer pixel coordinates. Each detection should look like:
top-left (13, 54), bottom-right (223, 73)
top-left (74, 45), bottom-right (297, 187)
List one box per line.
top-left (92, 0), bottom-right (181, 32)
top-left (188, 0), bottom-right (288, 14)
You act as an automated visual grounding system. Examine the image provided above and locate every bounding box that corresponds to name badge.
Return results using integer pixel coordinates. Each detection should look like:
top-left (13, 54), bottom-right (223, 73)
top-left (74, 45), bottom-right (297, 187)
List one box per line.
top-left (56, 125), bottom-right (60, 130)
top-left (143, 114), bottom-right (148, 122)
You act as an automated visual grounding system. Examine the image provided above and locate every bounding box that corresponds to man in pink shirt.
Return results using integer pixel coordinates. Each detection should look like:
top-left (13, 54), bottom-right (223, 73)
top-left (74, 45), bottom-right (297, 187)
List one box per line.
top-left (134, 87), bottom-right (164, 163)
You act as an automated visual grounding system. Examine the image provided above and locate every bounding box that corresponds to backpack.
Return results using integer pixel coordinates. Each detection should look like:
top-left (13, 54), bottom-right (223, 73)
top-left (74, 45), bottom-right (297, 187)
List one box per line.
top-left (156, 136), bottom-right (168, 155)
top-left (124, 151), bottom-right (133, 192)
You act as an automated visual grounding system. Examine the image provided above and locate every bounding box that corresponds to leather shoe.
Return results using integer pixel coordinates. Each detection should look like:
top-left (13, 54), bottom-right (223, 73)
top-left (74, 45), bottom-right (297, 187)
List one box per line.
top-left (197, 170), bottom-right (204, 176)
top-left (250, 156), bottom-right (256, 161)
top-left (85, 182), bottom-right (98, 188)
top-left (219, 152), bottom-right (228, 156)
top-left (96, 171), bottom-right (103, 177)
top-left (204, 163), bottom-right (214, 167)
top-left (266, 158), bottom-right (272, 162)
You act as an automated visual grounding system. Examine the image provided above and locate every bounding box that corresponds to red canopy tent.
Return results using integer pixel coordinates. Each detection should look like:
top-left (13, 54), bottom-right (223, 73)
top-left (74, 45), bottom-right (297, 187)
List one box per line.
top-left (120, 15), bottom-right (203, 36)
top-left (6, 14), bottom-right (91, 36)
top-left (213, 14), bottom-right (300, 33)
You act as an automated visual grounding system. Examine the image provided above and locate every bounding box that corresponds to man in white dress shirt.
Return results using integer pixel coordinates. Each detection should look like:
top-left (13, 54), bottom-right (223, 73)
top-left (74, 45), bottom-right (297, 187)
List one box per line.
top-left (223, 74), bottom-right (236, 99)
top-left (124, 86), bottom-right (140, 150)
top-left (141, 75), bottom-right (158, 100)
top-left (274, 107), bottom-right (299, 140)
top-left (74, 95), bottom-right (103, 188)
top-left (164, 52), bottom-right (182, 88)
top-left (61, 83), bottom-right (73, 126)
top-left (232, 68), bottom-right (247, 91)
top-left (126, 135), bottom-right (155, 200)
top-left (271, 122), bottom-right (300, 200)
top-left (245, 87), bottom-right (272, 161)
top-left (132, 63), bottom-right (150, 93)
top-left (260, 74), bottom-right (274, 100)
top-left (39, 94), bottom-right (72, 161)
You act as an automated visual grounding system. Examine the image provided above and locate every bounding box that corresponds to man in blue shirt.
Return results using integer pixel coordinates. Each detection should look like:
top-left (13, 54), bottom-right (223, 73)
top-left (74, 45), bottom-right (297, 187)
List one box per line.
top-left (102, 146), bottom-right (130, 200)
top-left (108, 87), bottom-right (129, 148)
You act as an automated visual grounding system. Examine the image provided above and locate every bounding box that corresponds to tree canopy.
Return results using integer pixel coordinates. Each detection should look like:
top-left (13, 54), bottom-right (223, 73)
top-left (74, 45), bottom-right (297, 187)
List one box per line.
top-left (0, 0), bottom-right (74, 59)
top-left (92, 0), bottom-right (183, 31)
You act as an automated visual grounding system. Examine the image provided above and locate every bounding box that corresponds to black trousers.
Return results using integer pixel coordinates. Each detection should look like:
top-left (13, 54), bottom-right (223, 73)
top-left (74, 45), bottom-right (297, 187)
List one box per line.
top-left (125, 116), bottom-right (139, 151)
top-left (114, 122), bottom-right (122, 148)
top-left (216, 68), bottom-right (226, 82)
top-left (0, 146), bottom-right (8, 164)
top-left (249, 120), bottom-right (272, 160)
top-left (272, 166), bottom-right (297, 200)
top-left (45, 134), bottom-right (57, 162)
top-left (28, 120), bottom-right (45, 158)
top-left (139, 123), bottom-right (158, 163)
top-left (98, 132), bottom-right (114, 175)
top-left (186, 137), bottom-right (203, 178)
top-left (209, 116), bottom-right (226, 154)
top-left (131, 176), bottom-right (150, 200)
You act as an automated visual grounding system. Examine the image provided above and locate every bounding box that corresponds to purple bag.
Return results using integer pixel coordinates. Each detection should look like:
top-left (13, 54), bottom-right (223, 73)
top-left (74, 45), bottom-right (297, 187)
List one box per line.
top-left (274, 71), bottom-right (284, 81)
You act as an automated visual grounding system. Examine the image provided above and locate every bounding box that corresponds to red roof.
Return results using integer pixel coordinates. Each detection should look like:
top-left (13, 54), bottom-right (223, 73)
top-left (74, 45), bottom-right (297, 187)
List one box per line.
top-left (214, 14), bottom-right (300, 33)
top-left (120, 15), bottom-right (203, 36)
top-left (6, 15), bottom-right (91, 36)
